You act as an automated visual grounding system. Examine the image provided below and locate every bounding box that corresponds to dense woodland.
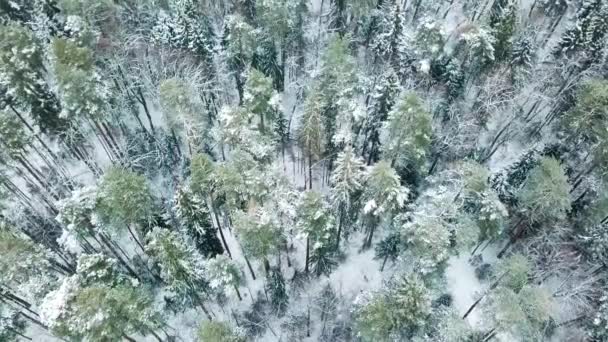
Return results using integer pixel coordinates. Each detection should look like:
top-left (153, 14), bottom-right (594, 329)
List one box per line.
top-left (0, 0), bottom-right (607, 341)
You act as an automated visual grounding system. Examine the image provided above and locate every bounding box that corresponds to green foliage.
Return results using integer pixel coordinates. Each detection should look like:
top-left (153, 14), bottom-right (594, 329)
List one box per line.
top-left (297, 191), bottom-right (337, 276)
top-left (159, 78), bottom-right (204, 131)
top-left (382, 93), bottom-right (432, 171)
top-left (205, 254), bottom-right (242, 296)
top-left (362, 161), bottom-right (409, 217)
top-left (174, 186), bottom-right (224, 258)
top-left (243, 68), bottom-right (278, 135)
top-left (415, 19), bottom-right (445, 58)
top-left (561, 80), bottom-right (608, 145)
top-left (489, 0), bottom-right (518, 61)
top-left (490, 286), bottom-right (552, 340)
top-left (0, 111), bottom-right (29, 157)
top-left (234, 210), bottom-right (281, 261)
top-left (497, 253), bottom-right (531, 292)
top-left (392, 273), bottom-right (431, 332)
top-left (517, 157), bottom-right (571, 223)
top-left (96, 167), bottom-right (154, 227)
top-left (52, 37), bottom-right (106, 120)
top-left (354, 292), bottom-right (398, 341)
top-left (48, 281), bottom-right (162, 341)
top-left (267, 268), bottom-right (289, 315)
top-left (402, 214), bottom-right (451, 271)
top-left (354, 273), bottom-right (431, 340)
top-left (458, 160), bottom-right (490, 196)
top-left (330, 145), bottom-right (366, 208)
top-left (0, 23), bottom-right (65, 134)
top-left (190, 153), bottom-right (215, 195)
top-left (0, 228), bottom-right (53, 296)
top-left (145, 227), bottom-right (208, 306)
top-left (477, 191), bottom-right (508, 241)
top-left (198, 320), bottom-right (244, 342)
top-left (299, 90), bottom-right (326, 159)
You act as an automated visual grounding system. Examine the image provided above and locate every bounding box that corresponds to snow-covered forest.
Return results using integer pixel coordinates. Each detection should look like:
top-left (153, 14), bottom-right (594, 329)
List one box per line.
top-left (0, 0), bottom-right (607, 340)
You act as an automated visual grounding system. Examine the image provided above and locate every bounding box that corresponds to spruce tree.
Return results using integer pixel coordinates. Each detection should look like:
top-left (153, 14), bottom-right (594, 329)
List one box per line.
top-left (361, 161), bottom-right (409, 248)
top-left (174, 186), bottom-right (224, 258)
top-left (330, 145), bottom-right (366, 249)
top-left (145, 227), bottom-right (212, 319)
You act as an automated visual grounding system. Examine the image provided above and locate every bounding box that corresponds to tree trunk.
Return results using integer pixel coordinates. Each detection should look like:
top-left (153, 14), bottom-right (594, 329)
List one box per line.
top-left (381, 254), bottom-right (389, 271)
top-left (137, 87), bottom-right (155, 134)
top-left (234, 285), bottom-right (242, 301)
top-left (127, 224), bottom-right (146, 254)
top-left (335, 206), bottom-right (344, 250)
top-left (305, 236), bottom-right (310, 274)
top-left (244, 254), bottom-right (256, 280)
top-left (308, 150), bottom-right (313, 190)
top-left (211, 206), bottom-right (232, 258)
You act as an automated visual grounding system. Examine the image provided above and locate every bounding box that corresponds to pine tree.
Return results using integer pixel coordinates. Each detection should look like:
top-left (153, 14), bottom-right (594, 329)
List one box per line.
top-left (517, 157), bottom-right (571, 224)
top-left (266, 267), bottom-right (289, 316)
top-left (96, 167), bottom-right (154, 250)
top-left (487, 286), bottom-right (552, 340)
top-left (391, 273), bottom-right (431, 333)
top-left (381, 93), bottom-right (432, 173)
top-left (151, 0), bottom-right (215, 69)
top-left (554, 0), bottom-right (608, 60)
top-left (374, 232), bottom-right (401, 271)
top-left (243, 68), bottom-right (280, 136)
top-left (0, 22), bottom-right (66, 135)
top-left (222, 14), bottom-right (256, 105)
top-left (353, 291), bottom-right (397, 341)
top-left (205, 254), bottom-right (243, 300)
top-left (159, 78), bottom-right (209, 154)
top-left (298, 89), bottom-right (326, 189)
top-left (174, 186), bottom-right (224, 258)
top-left (415, 18), bottom-right (446, 59)
top-left (296, 191), bottom-right (336, 275)
top-left (330, 145), bottom-right (366, 249)
top-left (361, 161), bottom-right (409, 248)
top-left (489, 0), bottom-right (517, 62)
top-left (41, 276), bottom-right (163, 342)
top-left (198, 320), bottom-right (245, 342)
top-left (145, 227), bottom-right (212, 318)
top-left (402, 213), bottom-right (451, 272)
top-left (234, 209), bottom-right (282, 275)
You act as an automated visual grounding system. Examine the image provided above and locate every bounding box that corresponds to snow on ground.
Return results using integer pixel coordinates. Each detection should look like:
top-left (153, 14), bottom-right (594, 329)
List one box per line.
top-left (445, 253), bottom-right (485, 326)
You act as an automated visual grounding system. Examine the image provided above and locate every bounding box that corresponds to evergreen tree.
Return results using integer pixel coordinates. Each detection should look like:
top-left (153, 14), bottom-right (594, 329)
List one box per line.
top-left (266, 267), bottom-right (289, 316)
top-left (489, 0), bottom-right (517, 62)
top-left (0, 22), bottom-right (66, 135)
top-left (296, 191), bottom-right (336, 275)
top-left (145, 227), bottom-right (212, 318)
top-left (361, 161), bottom-right (409, 248)
top-left (205, 254), bottom-right (243, 300)
top-left (159, 78), bottom-right (209, 154)
top-left (381, 93), bottom-right (432, 174)
top-left (517, 157), bottom-right (571, 224)
top-left (174, 186), bottom-right (224, 258)
top-left (234, 210), bottom-right (281, 274)
top-left (151, 0), bottom-right (215, 69)
top-left (298, 89), bottom-right (326, 189)
top-left (242, 68), bottom-right (280, 136)
top-left (198, 320), bottom-right (245, 342)
top-left (222, 14), bottom-right (256, 104)
top-left (41, 276), bottom-right (163, 342)
top-left (330, 145), bottom-right (366, 249)
top-left (487, 286), bottom-right (552, 340)
top-left (554, 0), bottom-right (608, 60)
top-left (374, 232), bottom-right (401, 271)
top-left (96, 167), bottom-right (154, 250)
